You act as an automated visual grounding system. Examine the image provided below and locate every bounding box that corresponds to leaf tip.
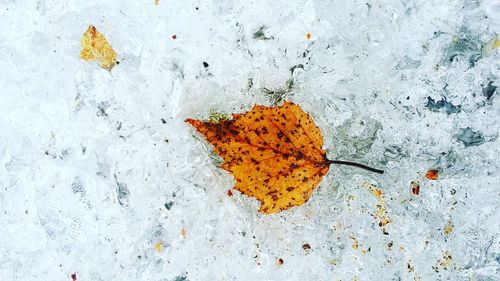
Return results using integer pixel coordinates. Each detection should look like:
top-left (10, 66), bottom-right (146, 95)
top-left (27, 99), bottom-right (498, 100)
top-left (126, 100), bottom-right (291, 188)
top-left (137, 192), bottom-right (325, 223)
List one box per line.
top-left (185, 118), bottom-right (197, 125)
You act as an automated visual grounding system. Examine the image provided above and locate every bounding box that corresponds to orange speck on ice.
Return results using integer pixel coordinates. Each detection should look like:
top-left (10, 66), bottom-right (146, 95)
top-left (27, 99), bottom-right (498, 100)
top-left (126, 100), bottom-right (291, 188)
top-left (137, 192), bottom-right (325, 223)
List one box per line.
top-left (426, 169), bottom-right (439, 180)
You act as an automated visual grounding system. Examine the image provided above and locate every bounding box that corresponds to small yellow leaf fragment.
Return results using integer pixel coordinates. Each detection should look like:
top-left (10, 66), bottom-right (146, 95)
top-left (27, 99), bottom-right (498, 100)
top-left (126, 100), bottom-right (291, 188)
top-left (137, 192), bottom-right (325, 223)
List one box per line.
top-left (370, 187), bottom-right (384, 199)
top-left (379, 216), bottom-right (391, 227)
top-left (180, 228), bottom-right (186, 239)
top-left (482, 35), bottom-right (500, 56)
top-left (362, 182), bottom-right (391, 232)
top-left (433, 251), bottom-right (453, 272)
top-left (208, 110), bottom-right (230, 123)
top-left (80, 25), bottom-right (117, 70)
top-left (306, 32), bottom-right (311, 40)
top-left (154, 0), bottom-right (159, 5)
top-left (350, 236), bottom-right (359, 250)
top-left (407, 260), bottom-right (415, 272)
top-left (154, 242), bottom-right (162, 252)
top-left (443, 220), bottom-right (454, 236)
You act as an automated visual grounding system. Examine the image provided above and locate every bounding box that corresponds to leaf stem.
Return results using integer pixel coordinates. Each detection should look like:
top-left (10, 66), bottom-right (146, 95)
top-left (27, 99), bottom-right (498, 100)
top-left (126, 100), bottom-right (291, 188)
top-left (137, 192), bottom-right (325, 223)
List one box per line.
top-left (326, 159), bottom-right (384, 174)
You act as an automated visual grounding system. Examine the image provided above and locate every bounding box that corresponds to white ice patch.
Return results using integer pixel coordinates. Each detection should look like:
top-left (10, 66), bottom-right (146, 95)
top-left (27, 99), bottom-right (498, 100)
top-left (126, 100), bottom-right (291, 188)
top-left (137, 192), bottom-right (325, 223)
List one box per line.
top-left (0, 1), bottom-right (499, 280)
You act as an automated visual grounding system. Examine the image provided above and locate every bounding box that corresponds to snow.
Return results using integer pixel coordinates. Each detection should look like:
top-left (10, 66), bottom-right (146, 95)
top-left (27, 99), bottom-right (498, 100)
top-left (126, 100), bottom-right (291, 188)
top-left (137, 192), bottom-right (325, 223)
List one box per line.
top-left (1, 0), bottom-right (499, 280)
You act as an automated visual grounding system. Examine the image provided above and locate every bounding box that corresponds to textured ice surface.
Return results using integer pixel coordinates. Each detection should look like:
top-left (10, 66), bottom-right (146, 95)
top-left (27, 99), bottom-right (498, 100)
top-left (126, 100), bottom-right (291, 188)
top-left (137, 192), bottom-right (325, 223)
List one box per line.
top-left (1, 0), bottom-right (499, 280)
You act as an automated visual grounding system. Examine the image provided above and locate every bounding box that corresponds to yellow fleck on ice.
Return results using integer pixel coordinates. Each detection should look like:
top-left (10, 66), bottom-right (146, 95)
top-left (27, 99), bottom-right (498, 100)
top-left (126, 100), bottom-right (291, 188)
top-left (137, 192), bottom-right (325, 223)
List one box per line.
top-left (482, 35), bottom-right (500, 56)
top-left (362, 182), bottom-right (391, 231)
top-left (154, 242), bottom-right (162, 252)
top-left (350, 236), bottom-right (359, 250)
top-left (443, 220), bottom-right (454, 236)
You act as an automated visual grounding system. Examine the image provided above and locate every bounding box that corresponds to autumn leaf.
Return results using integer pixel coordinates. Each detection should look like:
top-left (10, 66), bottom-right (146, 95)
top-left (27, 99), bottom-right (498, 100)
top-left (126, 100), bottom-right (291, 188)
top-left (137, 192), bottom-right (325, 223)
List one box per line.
top-left (186, 101), bottom-right (383, 214)
top-left (80, 25), bottom-right (117, 70)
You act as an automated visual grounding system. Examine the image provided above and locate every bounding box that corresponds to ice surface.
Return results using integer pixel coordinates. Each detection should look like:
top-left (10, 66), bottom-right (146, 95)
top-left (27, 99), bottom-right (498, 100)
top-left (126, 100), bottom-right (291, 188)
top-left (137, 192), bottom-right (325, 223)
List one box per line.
top-left (0, 0), bottom-right (499, 280)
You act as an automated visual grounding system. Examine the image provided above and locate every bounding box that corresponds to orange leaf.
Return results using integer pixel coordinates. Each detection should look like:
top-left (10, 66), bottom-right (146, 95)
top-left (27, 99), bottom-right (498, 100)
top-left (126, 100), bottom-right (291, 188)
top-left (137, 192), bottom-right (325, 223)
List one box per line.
top-left (80, 25), bottom-right (117, 70)
top-left (186, 101), bottom-right (330, 214)
top-left (187, 102), bottom-right (384, 213)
